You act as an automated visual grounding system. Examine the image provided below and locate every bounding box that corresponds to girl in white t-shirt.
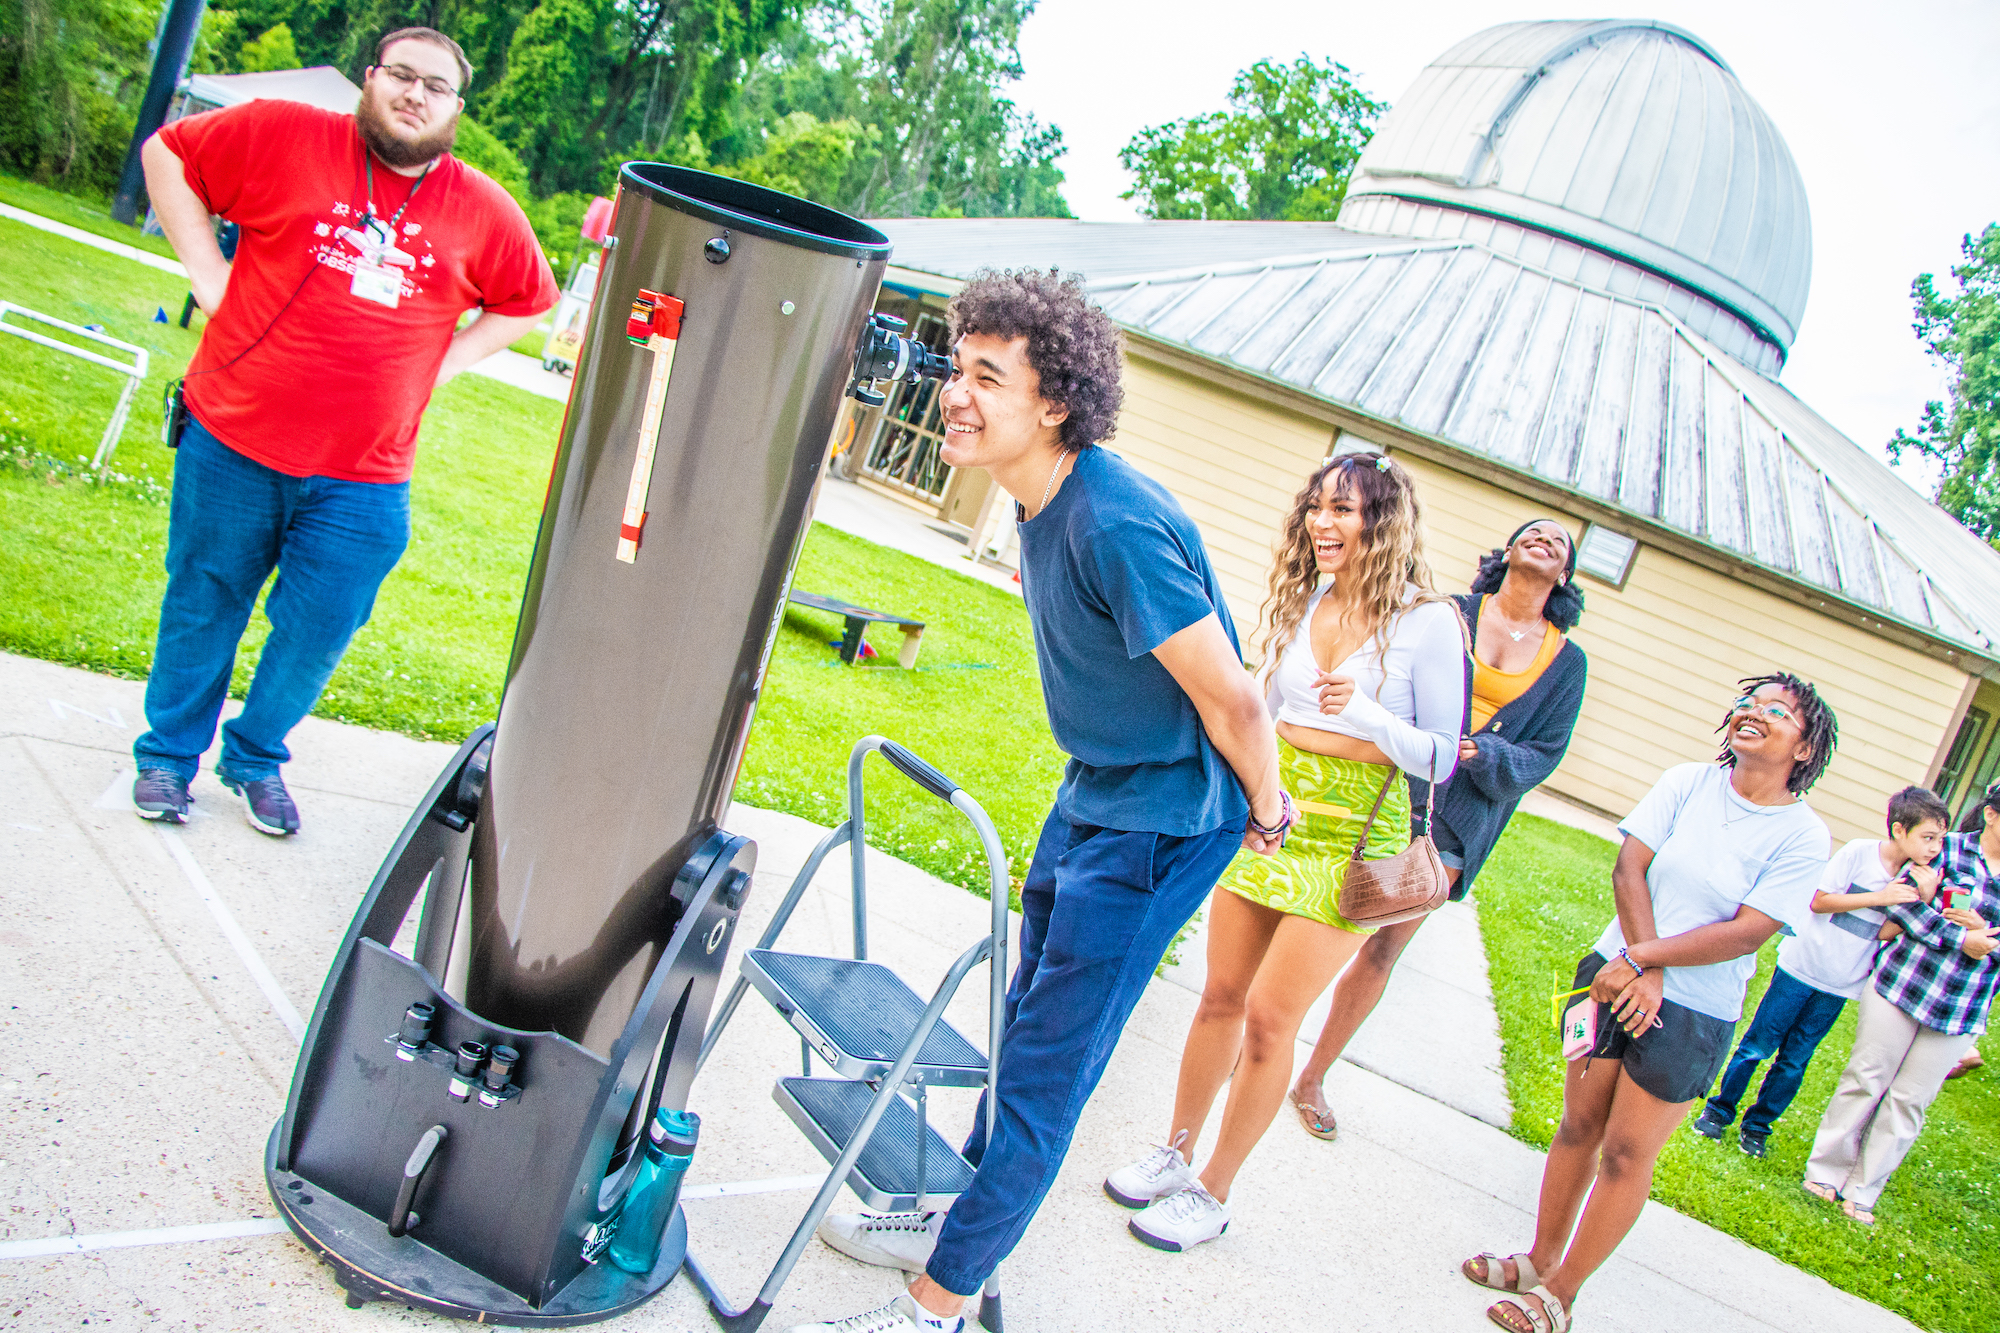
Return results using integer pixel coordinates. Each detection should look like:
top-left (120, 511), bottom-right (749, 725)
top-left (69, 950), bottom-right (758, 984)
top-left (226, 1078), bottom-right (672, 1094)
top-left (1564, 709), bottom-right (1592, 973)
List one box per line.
top-left (1467, 674), bottom-right (1838, 1333)
top-left (1691, 788), bottom-right (1948, 1155)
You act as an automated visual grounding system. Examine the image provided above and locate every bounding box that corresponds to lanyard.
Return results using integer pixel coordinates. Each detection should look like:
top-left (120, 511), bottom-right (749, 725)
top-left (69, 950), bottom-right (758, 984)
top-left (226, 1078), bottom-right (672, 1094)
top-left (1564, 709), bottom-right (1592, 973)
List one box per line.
top-left (356, 137), bottom-right (433, 243)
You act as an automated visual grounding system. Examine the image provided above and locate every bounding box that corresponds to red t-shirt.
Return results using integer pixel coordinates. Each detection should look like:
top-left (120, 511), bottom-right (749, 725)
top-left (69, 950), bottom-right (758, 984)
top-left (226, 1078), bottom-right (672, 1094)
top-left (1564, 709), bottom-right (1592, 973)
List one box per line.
top-left (160, 100), bottom-right (558, 482)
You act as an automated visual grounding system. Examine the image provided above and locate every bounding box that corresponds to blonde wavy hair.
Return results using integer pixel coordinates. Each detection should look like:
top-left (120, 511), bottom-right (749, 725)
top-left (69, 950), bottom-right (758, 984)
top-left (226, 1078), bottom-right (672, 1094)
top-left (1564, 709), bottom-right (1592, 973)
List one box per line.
top-left (1257, 451), bottom-right (1454, 675)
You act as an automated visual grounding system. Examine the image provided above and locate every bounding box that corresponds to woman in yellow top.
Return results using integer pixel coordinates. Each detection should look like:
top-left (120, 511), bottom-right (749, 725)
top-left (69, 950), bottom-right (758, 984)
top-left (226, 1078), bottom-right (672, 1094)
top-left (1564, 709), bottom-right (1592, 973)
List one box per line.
top-left (1290, 518), bottom-right (1590, 1139)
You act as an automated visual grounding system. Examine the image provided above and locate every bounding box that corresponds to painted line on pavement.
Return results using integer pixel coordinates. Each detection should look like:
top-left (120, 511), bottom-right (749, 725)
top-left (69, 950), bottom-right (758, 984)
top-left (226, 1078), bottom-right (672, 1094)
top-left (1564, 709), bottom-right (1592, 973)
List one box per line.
top-left (680, 1173), bottom-right (828, 1202)
top-left (0, 1218), bottom-right (288, 1259)
top-left (0, 1177), bottom-right (827, 1259)
top-left (153, 825), bottom-right (307, 1041)
top-left (0, 202), bottom-right (188, 278)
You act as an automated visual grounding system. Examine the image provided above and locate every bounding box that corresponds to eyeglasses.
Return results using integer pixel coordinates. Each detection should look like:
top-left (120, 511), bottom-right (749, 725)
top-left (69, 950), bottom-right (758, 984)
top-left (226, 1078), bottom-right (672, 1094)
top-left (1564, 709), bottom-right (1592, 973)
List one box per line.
top-left (1729, 696), bottom-right (1795, 723)
top-left (374, 64), bottom-right (459, 100)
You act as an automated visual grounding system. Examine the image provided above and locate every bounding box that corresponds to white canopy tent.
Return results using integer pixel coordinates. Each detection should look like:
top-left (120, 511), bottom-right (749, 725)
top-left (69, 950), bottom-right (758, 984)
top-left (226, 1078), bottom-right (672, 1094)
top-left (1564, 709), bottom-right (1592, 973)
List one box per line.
top-left (175, 66), bottom-right (361, 118)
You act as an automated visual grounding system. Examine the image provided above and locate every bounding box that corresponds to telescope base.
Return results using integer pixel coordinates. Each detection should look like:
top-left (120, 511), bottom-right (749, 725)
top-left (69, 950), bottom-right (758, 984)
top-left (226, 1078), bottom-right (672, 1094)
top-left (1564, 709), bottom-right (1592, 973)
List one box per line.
top-left (266, 1125), bottom-right (688, 1326)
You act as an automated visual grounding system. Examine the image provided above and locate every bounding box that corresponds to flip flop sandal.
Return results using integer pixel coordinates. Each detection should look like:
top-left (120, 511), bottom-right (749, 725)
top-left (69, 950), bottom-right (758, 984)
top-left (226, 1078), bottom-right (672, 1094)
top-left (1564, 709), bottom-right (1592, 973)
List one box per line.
top-left (1487, 1286), bottom-right (1569, 1333)
top-left (1292, 1092), bottom-right (1337, 1141)
top-left (1801, 1181), bottom-right (1838, 1204)
top-left (1841, 1199), bottom-right (1877, 1225)
top-left (1463, 1252), bottom-right (1540, 1293)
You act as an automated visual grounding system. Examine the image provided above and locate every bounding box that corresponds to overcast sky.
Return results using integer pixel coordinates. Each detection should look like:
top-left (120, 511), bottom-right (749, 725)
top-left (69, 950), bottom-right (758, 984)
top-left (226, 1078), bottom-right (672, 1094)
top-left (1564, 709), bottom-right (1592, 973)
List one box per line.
top-left (1010, 1), bottom-right (2000, 495)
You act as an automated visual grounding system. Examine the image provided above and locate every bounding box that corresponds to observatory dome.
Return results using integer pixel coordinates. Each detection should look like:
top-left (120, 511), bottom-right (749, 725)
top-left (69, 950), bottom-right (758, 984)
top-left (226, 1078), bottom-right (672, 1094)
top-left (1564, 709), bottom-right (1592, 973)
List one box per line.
top-left (1340, 20), bottom-right (1811, 360)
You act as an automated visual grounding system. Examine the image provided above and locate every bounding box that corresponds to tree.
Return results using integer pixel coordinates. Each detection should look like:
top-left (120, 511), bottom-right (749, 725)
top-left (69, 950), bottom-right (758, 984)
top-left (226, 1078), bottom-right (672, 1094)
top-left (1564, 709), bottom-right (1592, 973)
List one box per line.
top-left (1888, 223), bottom-right (2000, 544)
top-left (0, 0), bottom-right (152, 191)
top-left (235, 21), bottom-right (300, 71)
top-left (728, 0), bottom-right (1070, 218)
top-left (1119, 55), bottom-right (1384, 221)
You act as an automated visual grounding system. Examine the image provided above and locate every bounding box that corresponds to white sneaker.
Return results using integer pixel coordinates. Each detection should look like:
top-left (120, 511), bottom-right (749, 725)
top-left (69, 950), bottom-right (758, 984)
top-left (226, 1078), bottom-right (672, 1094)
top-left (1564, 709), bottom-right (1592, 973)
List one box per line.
top-left (1128, 1183), bottom-right (1230, 1252)
top-left (816, 1210), bottom-right (942, 1273)
top-left (785, 1293), bottom-right (962, 1332)
top-left (1103, 1130), bottom-right (1196, 1208)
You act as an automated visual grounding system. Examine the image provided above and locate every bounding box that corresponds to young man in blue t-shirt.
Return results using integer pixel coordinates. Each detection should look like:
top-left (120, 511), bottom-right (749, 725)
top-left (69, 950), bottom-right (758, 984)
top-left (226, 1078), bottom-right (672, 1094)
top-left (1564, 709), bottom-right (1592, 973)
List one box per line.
top-left (791, 271), bottom-right (1290, 1333)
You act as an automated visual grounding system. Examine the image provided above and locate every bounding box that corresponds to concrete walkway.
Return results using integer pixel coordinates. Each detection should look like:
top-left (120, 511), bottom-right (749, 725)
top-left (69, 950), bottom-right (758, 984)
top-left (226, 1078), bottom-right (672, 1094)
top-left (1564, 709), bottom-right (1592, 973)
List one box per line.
top-left (0, 651), bottom-right (1913, 1332)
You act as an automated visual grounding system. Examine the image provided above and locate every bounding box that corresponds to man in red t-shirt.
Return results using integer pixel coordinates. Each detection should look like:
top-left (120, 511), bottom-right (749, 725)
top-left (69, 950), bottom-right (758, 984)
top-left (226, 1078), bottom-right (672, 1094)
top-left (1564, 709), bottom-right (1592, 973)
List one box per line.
top-left (131, 27), bottom-right (558, 834)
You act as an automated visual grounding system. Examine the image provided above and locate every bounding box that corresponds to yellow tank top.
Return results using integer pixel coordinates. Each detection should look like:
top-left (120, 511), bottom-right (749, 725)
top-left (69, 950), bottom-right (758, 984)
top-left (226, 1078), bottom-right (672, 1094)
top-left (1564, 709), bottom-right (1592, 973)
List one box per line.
top-left (1469, 599), bottom-right (1562, 733)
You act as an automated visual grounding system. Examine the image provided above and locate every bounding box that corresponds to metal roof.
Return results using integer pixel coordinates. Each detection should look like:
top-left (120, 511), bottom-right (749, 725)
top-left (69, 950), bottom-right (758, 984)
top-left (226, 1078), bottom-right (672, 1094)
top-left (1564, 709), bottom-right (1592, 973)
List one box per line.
top-left (1344, 20), bottom-right (1811, 360)
top-left (873, 218), bottom-right (1382, 287)
top-left (1089, 242), bottom-right (2000, 660)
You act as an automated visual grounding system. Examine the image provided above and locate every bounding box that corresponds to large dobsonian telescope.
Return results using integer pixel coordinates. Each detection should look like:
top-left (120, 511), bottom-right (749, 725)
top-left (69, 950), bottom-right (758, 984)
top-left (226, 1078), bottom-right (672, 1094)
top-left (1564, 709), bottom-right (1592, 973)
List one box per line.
top-left (263, 164), bottom-right (952, 1324)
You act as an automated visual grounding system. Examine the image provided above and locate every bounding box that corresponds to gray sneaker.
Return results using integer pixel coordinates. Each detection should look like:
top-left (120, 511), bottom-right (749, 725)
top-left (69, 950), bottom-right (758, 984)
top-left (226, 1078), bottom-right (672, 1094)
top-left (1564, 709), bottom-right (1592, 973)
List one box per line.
top-left (221, 773), bottom-right (300, 836)
top-left (133, 768), bottom-right (192, 823)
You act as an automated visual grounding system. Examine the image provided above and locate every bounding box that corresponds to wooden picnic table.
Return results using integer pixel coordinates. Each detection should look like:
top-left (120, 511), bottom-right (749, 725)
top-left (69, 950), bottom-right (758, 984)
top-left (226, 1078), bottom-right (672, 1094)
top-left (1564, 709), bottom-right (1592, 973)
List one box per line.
top-left (788, 590), bottom-right (926, 667)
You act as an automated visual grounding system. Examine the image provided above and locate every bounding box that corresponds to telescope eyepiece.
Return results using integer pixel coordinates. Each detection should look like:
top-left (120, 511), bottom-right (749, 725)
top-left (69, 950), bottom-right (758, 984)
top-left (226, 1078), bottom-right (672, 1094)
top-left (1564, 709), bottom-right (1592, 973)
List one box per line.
top-left (396, 1002), bottom-right (436, 1057)
top-left (849, 313), bottom-right (950, 406)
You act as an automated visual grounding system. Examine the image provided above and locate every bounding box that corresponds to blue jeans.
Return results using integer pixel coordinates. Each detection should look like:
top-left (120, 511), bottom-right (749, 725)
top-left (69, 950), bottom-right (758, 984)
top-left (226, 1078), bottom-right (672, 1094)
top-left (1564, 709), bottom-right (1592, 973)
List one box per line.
top-left (133, 415), bottom-right (409, 783)
top-left (1705, 966), bottom-right (1848, 1137)
top-left (924, 807), bottom-right (1242, 1296)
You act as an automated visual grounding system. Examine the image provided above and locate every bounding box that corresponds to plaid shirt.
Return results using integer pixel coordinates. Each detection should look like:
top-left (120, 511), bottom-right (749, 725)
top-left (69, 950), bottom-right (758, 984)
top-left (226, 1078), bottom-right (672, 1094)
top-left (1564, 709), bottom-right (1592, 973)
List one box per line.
top-left (1876, 831), bottom-right (2000, 1036)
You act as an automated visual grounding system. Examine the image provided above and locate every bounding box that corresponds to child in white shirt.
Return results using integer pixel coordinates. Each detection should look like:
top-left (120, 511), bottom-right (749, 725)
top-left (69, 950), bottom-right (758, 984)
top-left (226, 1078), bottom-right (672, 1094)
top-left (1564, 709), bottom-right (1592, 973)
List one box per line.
top-left (1691, 786), bottom-right (1949, 1155)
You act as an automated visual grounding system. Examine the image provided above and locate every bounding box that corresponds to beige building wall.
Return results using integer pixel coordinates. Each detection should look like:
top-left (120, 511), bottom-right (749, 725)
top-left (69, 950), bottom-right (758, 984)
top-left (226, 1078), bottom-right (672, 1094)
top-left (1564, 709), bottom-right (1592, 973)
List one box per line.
top-left (1110, 352), bottom-right (1973, 848)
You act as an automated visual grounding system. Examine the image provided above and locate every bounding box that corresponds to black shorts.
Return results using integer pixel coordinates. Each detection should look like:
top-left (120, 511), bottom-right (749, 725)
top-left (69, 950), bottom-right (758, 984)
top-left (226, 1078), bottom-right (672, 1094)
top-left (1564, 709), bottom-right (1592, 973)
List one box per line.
top-left (1571, 953), bottom-right (1735, 1104)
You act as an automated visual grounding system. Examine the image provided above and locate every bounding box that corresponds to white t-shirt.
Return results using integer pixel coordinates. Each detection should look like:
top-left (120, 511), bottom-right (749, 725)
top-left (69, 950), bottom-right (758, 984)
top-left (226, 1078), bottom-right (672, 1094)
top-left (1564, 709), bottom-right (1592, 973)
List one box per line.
top-left (1595, 762), bottom-right (1830, 1021)
top-left (1263, 584), bottom-right (1464, 782)
top-left (1777, 838), bottom-right (1894, 1000)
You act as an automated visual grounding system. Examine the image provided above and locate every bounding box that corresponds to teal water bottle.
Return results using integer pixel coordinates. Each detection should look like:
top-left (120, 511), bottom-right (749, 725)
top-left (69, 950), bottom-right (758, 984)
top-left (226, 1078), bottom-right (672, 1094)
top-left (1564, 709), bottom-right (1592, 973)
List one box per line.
top-left (606, 1107), bottom-right (699, 1275)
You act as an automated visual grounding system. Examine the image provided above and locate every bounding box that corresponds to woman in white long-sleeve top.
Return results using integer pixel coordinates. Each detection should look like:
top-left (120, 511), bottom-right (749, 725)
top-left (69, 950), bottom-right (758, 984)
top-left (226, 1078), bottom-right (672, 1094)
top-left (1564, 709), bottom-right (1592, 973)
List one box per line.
top-left (1104, 451), bottom-right (1467, 1252)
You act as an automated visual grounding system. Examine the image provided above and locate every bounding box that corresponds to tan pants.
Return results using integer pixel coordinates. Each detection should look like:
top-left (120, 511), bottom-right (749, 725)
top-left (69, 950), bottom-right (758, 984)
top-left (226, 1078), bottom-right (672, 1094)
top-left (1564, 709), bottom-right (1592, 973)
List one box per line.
top-left (1805, 986), bottom-right (1974, 1208)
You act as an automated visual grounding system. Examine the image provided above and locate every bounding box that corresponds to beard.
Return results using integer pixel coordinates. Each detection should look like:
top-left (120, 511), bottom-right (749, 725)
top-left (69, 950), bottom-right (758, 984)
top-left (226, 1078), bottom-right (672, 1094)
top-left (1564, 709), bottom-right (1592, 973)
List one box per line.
top-left (357, 92), bottom-right (458, 169)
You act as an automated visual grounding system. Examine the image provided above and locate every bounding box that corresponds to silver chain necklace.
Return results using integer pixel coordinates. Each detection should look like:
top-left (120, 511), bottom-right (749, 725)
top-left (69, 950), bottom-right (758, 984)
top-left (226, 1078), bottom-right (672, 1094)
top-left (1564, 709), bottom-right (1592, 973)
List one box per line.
top-left (1038, 449), bottom-right (1070, 515)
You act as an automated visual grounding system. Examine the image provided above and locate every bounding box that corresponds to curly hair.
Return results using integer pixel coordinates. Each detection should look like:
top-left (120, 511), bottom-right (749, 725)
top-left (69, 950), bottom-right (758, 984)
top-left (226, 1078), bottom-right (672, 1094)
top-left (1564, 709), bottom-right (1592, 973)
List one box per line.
top-left (1960, 781), bottom-right (2000, 834)
top-left (1467, 519), bottom-right (1586, 631)
top-left (1258, 451), bottom-right (1454, 675)
top-left (1715, 672), bottom-right (1838, 795)
top-left (947, 269), bottom-right (1124, 449)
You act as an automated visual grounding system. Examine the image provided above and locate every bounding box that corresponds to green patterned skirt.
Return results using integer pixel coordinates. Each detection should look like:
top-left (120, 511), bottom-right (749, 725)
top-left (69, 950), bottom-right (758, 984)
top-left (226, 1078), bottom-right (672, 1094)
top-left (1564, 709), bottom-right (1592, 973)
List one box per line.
top-left (1218, 738), bottom-right (1410, 934)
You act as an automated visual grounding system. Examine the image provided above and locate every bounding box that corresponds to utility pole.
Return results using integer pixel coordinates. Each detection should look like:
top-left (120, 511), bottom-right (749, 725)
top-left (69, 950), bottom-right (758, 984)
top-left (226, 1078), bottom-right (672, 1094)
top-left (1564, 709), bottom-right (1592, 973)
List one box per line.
top-left (111, 0), bottom-right (209, 226)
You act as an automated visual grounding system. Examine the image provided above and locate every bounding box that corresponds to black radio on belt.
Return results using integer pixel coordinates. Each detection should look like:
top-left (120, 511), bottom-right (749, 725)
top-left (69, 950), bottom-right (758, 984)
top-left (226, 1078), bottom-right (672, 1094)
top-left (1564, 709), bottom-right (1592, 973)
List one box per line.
top-left (162, 379), bottom-right (189, 449)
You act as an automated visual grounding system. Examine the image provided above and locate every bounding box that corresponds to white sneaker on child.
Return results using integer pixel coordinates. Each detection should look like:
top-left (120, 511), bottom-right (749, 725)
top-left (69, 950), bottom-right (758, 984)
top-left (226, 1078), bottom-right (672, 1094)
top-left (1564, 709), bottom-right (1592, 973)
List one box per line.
top-left (817, 1210), bottom-right (943, 1273)
top-left (1103, 1130), bottom-right (1196, 1208)
top-left (1128, 1182), bottom-right (1230, 1252)
top-left (785, 1293), bottom-right (962, 1332)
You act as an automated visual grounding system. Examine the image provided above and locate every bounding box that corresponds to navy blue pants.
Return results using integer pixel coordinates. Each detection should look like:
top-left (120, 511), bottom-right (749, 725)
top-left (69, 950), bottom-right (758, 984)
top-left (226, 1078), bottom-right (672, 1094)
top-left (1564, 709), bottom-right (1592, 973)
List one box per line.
top-left (1705, 965), bottom-right (1849, 1137)
top-left (924, 807), bottom-right (1241, 1296)
top-left (134, 415), bottom-right (409, 783)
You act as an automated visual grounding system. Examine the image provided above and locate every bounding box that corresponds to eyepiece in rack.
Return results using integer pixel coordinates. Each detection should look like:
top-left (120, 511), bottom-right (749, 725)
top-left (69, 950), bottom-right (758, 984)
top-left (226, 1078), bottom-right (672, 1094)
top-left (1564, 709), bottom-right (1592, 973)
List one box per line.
top-left (448, 1040), bottom-right (489, 1102)
top-left (396, 1002), bottom-right (435, 1059)
top-left (483, 1045), bottom-right (518, 1092)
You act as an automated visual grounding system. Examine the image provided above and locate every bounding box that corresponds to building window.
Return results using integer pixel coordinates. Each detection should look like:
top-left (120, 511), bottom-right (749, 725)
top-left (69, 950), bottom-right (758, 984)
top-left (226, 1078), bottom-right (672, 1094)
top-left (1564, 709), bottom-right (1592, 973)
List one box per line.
top-left (1576, 522), bottom-right (1638, 589)
top-left (1937, 706), bottom-right (1990, 812)
top-left (1329, 431), bottom-right (1383, 460)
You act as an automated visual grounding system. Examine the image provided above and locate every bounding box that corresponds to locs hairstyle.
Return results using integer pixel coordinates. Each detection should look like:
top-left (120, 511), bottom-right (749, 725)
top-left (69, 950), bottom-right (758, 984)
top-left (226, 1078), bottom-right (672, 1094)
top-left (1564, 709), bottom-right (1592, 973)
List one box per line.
top-left (1467, 519), bottom-right (1585, 631)
top-left (947, 269), bottom-right (1124, 450)
top-left (1715, 672), bottom-right (1838, 795)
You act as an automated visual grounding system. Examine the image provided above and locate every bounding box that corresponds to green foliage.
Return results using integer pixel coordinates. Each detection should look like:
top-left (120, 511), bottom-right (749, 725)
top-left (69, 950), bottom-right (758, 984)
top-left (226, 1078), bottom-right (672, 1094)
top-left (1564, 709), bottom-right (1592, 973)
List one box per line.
top-left (234, 20), bottom-right (300, 72)
top-left (0, 0), bottom-right (151, 192)
top-left (1888, 223), bottom-right (2000, 545)
top-left (1120, 55), bottom-right (1385, 221)
top-left (714, 110), bottom-right (862, 203)
top-left (727, 0), bottom-right (1070, 218)
top-left (1477, 814), bottom-right (1998, 1332)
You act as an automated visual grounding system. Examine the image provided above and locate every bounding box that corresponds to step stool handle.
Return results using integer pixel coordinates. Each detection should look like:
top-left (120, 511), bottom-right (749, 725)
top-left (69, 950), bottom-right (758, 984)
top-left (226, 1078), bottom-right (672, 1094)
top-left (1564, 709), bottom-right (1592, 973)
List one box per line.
top-left (877, 740), bottom-right (959, 802)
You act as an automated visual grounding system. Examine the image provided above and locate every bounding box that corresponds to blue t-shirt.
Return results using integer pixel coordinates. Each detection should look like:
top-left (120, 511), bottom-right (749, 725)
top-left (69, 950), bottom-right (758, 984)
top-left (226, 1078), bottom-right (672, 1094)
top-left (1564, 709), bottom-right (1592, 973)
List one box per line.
top-left (1016, 446), bottom-right (1247, 836)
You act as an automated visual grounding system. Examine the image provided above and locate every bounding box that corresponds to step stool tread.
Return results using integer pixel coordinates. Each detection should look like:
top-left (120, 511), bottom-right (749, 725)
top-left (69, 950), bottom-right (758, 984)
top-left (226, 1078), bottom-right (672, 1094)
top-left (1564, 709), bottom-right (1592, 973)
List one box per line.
top-left (750, 951), bottom-right (987, 1071)
top-left (777, 1076), bottom-right (976, 1203)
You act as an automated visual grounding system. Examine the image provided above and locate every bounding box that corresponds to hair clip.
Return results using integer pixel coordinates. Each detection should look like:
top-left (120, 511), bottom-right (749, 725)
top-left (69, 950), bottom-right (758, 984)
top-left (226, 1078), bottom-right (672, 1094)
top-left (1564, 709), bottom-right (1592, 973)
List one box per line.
top-left (1374, 456), bottom-right (1391, 471)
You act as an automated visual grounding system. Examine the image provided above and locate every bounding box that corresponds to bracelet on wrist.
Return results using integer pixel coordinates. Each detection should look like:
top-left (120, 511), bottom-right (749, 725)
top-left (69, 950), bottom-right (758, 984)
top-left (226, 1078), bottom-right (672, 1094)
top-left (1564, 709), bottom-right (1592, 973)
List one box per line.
top-left (1617, 946), bottom-right (1645, 977)
top-left (1247, 790), bottom-right (1296, 840)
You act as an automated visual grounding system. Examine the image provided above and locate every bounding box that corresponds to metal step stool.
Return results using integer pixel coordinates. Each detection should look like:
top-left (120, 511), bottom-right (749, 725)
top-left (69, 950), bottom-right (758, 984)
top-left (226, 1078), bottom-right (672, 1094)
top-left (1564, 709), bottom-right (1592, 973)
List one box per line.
top-left (686, 736), bottom-right (1010, 1332)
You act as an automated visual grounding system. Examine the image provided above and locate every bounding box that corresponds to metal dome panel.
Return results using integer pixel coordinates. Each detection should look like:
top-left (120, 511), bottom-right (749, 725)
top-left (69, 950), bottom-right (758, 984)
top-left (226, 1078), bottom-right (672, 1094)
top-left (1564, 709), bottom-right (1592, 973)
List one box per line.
top-left (1343, 20), bottom-right (1812, 359)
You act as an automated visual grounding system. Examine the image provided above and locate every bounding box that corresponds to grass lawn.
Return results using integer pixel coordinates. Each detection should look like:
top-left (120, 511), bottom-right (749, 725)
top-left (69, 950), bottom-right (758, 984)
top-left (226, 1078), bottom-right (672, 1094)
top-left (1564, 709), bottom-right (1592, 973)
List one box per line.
top-left (7, 176), bottom-right (1995, 1327)
top-left (0, 174), bottom-right (184, 263)
top-left (1476, 814), bottom-right (1997, 1332)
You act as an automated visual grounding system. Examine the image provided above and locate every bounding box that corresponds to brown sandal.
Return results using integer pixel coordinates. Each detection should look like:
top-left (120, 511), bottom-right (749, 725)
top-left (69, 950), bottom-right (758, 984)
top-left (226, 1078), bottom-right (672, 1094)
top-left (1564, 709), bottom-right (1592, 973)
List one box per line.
top-left (1488, 1287), bottom-right (1569, 1333)
top-left (1291, 1090), bottom-right (1337, 1140)
top-left (1463, 1251), bottom-right (1540, 1292)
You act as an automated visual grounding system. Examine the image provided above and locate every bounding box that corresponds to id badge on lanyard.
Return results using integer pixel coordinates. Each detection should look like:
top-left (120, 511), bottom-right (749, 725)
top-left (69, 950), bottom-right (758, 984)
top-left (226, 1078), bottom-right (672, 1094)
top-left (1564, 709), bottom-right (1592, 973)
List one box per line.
top-left (350, 216), bottom-right (403, 308)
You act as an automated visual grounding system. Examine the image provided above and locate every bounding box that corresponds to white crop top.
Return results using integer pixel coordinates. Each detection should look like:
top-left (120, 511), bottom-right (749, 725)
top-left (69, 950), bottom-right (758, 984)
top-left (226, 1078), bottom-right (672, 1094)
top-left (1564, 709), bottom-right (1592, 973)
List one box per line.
top-left (1265, 584), bottom-right (1465, 783)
